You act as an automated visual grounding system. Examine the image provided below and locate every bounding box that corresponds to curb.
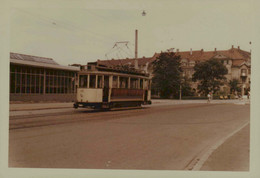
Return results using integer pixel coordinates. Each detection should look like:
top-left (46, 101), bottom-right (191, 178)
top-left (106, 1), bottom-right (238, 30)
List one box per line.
top-left (9, 106), bottom-right (73, 112)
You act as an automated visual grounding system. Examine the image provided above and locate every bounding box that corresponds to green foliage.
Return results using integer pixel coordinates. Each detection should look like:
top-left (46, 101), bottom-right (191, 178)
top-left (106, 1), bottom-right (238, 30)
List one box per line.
top-left (152, 52), bottom-right (182, 98)
top-left (181, 77), bottom-right (195, 96)
top-left (228, 79), bottom-right (241, 93)
top-left (181, 96), bottom-right (207, 100)
top-left (192, 59), bottom-right (228, 95)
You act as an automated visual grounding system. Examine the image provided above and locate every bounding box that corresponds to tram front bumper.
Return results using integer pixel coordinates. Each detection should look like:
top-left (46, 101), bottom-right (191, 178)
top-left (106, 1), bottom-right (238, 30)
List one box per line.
top-left (143, 100), bottom-right (152, 105)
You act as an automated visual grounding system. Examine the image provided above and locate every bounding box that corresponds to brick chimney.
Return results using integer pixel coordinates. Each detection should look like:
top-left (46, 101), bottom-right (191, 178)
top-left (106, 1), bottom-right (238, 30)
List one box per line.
top-left (215, 48), bottom-right (217, 51)
top-left (190, 48), bottom-right (192, 55)
top-left (176, 49), bottom-right (179, 52)
top-left (232, 45), bottom-right (234, 49)
top-left (201, 49), bottom-right (204, 53)
top-left (238, 46), bottom-right (240, 50)
top-left (134, 59), bottom-right (139, 69)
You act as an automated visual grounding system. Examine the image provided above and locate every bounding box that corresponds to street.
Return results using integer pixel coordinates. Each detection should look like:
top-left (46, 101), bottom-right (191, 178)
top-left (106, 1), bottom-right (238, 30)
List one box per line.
top-left (9, 102), bottom-right (250, 171)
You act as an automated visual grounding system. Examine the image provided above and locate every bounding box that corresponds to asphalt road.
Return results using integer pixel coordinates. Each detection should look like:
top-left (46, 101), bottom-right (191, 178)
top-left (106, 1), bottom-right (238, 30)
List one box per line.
top-left (9, 103), bottom-right (250, 170)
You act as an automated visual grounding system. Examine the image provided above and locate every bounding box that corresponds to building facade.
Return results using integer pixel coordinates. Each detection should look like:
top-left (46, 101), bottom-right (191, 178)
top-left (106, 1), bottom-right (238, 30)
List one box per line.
top-left (10, 52), bottom-right (80, 102)
top-left (174, 46), bottom-right (251, 95)
top-left (97, 46), bottom-right (251, 96)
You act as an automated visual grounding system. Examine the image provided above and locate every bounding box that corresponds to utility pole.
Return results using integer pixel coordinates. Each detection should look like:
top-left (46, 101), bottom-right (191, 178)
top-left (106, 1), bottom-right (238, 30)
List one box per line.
top-left (135, 29), bottom-right (138, 59)
top-left (134, 29), bottom-right (138, 69)
top-left (179, 85), bottom-right (182, 100)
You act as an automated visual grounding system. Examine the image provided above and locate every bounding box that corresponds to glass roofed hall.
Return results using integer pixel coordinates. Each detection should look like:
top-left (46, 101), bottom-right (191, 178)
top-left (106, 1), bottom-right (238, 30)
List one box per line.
top-left (10, 52), bottom-right (80, 102)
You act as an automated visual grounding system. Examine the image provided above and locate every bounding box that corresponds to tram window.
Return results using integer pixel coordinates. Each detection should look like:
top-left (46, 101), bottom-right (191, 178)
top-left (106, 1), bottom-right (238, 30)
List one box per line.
top-left (148, 80), bottom-right (152, 89)
top-left (97, 76), bottom-right (102, 88)
top-left (112, 76), bottom-right (118, 88)
top-left (79, 75), bottom-right (88, 88)
top-left (89, 75), bottom-right (96, 88)
top-left (119, 77), bottom-right (128, 88)
top-left (144, 79), bottom-right (148, 89)
top-left (140, 79), bottom-right (143, 89)
top-left (130, 78), bottom-right (138, 89)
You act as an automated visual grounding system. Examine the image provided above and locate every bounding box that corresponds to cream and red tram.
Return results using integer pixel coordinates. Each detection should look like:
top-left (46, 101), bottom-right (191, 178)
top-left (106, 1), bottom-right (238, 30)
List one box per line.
top-left (73, 63), bottom-right (152, 109)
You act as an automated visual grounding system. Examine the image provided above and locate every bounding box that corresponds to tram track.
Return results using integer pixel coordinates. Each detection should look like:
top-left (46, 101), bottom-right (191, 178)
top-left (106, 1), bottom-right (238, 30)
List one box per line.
top-left (9, 104), bottom-right (219, 130)
top-left (9, 107), bottom-right (147, 130)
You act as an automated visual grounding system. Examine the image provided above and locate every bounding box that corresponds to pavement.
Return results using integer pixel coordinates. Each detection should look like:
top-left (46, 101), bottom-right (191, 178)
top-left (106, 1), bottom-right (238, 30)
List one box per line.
top-left (200, 124), bottom-right (249, 171)
top-left (9, 102), bottom-right (73, 111)
top-left (9, 99), bottom-right (250, 111)
top-left (9, 99), bottom-right (250, 171)
top-left (9, 103), bottom-right (249, 170)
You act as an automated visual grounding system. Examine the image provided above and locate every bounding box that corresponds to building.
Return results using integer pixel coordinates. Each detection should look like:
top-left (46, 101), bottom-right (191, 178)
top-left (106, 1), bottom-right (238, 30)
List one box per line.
top-left (173, 46), bottom-right (251, 95)
top-left (97, 45), bottom-right (251, 96)
top-left (10, 52), bottom-right (80, 102)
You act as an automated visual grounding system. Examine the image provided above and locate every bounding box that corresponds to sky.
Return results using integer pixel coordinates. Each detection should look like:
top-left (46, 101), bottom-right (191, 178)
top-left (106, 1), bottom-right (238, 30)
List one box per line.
top-left (10, 0), bottom-right (254, 66)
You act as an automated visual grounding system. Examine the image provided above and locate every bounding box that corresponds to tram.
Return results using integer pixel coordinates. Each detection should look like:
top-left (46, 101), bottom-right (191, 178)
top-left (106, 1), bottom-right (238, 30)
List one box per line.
top-left (73, 62), bottom-right (152, 109)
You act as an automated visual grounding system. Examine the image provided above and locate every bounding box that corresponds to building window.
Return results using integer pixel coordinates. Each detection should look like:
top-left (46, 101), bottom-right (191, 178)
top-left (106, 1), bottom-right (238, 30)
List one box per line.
top-left (181, 62), bottom-right (187, 66)
top-left (189, 61), bottom-right (195, 66)
top-left (241, 69), bottom-right (247, 76)
top-left (10, 64), bottom-right (76, 94)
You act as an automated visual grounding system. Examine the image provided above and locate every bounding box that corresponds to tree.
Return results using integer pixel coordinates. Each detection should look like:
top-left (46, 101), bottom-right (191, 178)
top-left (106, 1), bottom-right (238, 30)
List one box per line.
top-left (228, 79), bottom-right (241, 93)
top-left (152, 52), bottom-right (182, 98)
top-left (181, 77), bottom-right (195, 96)
top-left (192, 59), bottom-right (228, 95)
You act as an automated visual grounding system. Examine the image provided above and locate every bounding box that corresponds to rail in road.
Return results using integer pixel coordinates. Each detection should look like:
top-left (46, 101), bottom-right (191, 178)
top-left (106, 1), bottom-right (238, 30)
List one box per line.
top-left (9, 103), bottom-right (250, 170)
top-left (9, 103), bottom-right (219, 130)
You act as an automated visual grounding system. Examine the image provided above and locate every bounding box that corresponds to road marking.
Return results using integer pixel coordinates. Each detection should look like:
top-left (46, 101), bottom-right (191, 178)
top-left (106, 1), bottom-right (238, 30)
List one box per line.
top-left (191, 121), bottom-right (250, 171)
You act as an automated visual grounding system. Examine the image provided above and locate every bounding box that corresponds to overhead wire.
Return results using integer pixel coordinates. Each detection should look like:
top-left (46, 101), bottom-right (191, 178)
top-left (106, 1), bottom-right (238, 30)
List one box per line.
top-left (14, 8), bottom-right (153, 60)
top-left (15, 8), bottom-right (116, 45)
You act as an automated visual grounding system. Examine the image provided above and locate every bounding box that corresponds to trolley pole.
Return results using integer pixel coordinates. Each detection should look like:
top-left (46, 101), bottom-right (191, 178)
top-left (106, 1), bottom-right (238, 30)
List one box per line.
top-left (135, 29), bottom-right (138, 59)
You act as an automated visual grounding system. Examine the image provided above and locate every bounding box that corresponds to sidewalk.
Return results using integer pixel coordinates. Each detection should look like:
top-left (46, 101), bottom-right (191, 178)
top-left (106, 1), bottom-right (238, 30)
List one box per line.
top-left (9, 99), bottom-right (250, 111)
top-left (152, 99), bottom-right (250, 105)
top-left (9, 102), bottom-right (74, 111)
top-left (200, 124), bottom-right (250, 171)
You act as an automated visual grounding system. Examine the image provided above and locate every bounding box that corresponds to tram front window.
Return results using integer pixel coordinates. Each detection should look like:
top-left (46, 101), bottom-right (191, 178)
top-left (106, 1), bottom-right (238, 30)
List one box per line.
top-left (79, 75), bottom-right (88, 88)
top-left (89, 75), bottom-right (96, 88)
top-left (97, 76), bottom-right (102, 88)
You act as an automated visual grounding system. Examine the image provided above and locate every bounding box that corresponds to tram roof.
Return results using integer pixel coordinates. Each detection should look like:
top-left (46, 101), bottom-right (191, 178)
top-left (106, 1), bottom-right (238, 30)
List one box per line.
top-left (83, 62), bottom-right (150, 77)
top-left (79, 64), bottom-right (150, 78)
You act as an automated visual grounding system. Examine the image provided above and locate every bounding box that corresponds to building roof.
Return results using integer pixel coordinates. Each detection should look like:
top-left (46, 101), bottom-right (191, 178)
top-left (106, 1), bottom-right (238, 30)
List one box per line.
top-left (10, 52), bottom-right (80, 71)
top-left (10, 52), bottom-right (59, 65)
top-left (154, 47), bottom-right (251, 62)
top-left (96, 47), bottom-right (250, 69)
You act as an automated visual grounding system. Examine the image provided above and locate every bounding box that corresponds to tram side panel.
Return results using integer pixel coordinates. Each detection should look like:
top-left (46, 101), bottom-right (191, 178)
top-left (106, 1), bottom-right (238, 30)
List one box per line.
top-left (76, 88), bottom-right (103, 103)
top-left (110, 88), bottom-right (144, 101)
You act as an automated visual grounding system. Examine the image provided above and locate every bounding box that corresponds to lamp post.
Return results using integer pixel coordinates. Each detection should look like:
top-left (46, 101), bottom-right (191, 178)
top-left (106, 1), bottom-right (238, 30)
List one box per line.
top-left (179, 73), bottom-right (185, 100)
top-left (179, 84), bottom-right (182, 100)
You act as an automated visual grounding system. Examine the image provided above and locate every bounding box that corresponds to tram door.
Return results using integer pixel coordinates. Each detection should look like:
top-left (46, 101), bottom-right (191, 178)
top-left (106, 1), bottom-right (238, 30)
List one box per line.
top-left (103, 75), bottom-right (109, 102)
top-left (144, 90), bottom-right (148, 101)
